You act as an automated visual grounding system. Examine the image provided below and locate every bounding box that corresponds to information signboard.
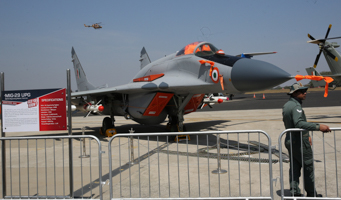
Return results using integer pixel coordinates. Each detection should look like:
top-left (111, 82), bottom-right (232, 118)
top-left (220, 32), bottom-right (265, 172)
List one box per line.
top-left (1, 88), bottom-right (67, 132)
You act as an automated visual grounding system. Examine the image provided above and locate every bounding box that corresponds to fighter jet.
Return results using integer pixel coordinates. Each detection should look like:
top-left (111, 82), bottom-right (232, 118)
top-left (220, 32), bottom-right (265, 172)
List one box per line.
top-left (306, 24), bottom-right (341, 88)
top-left (71, 41), bottom-right (291, 135)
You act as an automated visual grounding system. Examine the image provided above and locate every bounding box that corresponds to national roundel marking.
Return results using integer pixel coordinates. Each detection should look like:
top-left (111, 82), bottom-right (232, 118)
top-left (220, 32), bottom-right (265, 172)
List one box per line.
top-left (211, 67), bottom-right (220, 83)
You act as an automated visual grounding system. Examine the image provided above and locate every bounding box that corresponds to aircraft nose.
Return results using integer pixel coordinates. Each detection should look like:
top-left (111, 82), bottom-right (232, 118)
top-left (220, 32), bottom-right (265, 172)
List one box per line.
top-left (231, 59), bottom-right (291, 92)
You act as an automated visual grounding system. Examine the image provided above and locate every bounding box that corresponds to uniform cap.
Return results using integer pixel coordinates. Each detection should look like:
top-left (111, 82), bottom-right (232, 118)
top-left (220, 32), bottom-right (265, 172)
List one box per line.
top-left (288, 82), bottom-right (308, 95)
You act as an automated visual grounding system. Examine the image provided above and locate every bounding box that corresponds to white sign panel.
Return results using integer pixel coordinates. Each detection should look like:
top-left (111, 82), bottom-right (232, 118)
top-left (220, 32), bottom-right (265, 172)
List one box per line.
top-left (2, 88), bottom-right (67, 132)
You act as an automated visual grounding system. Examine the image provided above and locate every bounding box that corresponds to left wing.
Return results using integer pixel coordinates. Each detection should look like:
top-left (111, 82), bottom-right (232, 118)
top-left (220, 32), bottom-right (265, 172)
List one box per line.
top-left (236, 52), bottom-right (277, 58)
top-left (71, 74), bottom-right (213, 98)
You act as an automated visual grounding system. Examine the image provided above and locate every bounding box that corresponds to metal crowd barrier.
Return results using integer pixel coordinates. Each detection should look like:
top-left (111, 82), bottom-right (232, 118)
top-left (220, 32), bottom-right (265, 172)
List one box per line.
top-left (0, 135), bottom-right (103, 200)
top-left (108, 130), bottom-right (274, 199)
top-left (278, 128), bottom-right (341, 200)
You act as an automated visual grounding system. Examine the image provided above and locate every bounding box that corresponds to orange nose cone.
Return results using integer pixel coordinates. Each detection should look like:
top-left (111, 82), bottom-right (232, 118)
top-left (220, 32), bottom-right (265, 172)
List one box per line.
top-left (217, 98), bottom-right (223, 104)
top-left (98, 105), bottom-right (104, 112)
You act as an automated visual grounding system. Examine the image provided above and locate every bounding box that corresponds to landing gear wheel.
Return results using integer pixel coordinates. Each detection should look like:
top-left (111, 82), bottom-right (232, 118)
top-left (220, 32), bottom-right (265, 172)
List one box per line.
top-left (229, 94), bottom-right (234, 100)
top-left (102, 117), bottom-right (113, 134)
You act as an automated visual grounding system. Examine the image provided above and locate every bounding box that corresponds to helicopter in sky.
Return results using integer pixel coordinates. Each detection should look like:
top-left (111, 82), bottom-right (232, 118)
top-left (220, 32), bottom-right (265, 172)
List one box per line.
top-left (84, 22), bottom-right (102, 29)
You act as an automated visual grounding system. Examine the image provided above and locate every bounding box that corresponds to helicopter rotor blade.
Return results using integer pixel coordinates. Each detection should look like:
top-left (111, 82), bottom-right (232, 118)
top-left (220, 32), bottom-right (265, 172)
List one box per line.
top-left (313, 49), bottom-right (323, 68)
top-left (308, 33), bottom-right (316, 41)
top-left (325, 48), bottom-right (338, 61)
top-left (324, 24), bottom-right (332, 39)
top-left (312, 24), bottom-right (334, 68)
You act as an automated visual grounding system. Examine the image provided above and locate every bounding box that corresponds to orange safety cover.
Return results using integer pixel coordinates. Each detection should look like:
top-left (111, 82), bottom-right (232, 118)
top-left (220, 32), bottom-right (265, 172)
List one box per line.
top-left (184, 41), bottom-right (200, 55)
top-left (184, 94), bottom-right (205, 114)
top-left (143, 92), bottom-right (174, 116)
top-left (133, 73), bottom-right (164, 82)
top-left (184, 44), bottom-right (196, 55)
top-left (220, 75), bottom-right (224, 91)
top-left (202, 44), bottom-right (211, 51)
top-left (199, 60), bottom-right (215, 77)
top-left (295, 75), bottom-right (334, 97)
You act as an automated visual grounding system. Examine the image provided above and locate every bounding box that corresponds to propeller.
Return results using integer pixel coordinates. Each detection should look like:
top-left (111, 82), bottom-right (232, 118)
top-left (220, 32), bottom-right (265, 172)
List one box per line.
top-left (308, 24), bottom-right (340, 68)
top-left (310, 24), bottom-right (331, 68)
top-left (307, 33), bottom-right (316, 41)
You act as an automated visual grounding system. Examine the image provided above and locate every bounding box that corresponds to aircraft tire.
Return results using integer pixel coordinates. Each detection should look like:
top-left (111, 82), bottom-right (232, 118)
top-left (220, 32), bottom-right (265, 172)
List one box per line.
top-left (102, 117), bottom-right (113, 134)
top-left (229, 94), bottom-right (234, 100)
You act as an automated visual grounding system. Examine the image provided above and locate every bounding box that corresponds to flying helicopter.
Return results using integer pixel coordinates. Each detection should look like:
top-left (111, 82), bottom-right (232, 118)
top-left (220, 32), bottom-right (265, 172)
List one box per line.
top-left (84, 22), bottom-right (102, 29)
top-left (71, 41), bottom-right (292, 135)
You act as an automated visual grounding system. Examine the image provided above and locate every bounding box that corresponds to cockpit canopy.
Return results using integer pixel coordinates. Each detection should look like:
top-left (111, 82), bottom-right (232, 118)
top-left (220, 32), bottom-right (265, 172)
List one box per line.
top-left (176, 41), bottom-right (241, 67)
top-left (176, 41), bottom-right (220, 57)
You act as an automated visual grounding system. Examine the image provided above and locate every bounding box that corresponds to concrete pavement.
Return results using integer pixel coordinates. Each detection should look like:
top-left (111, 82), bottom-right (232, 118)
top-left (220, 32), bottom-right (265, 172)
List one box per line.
top-left (1, 106), bottom-right (340, 199)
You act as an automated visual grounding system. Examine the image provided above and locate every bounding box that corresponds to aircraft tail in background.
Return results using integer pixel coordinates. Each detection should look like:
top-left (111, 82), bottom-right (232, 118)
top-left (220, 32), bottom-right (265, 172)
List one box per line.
top-left (305, 67), bottom-right (325, 87)
top-left (71, 47), bottom-right (96, 92)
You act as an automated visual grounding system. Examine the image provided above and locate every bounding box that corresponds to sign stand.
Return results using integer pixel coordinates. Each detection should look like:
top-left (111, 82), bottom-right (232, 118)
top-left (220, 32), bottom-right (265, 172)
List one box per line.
top-left (1, 72), bottom-right (6, 197)
top-left (67, 69), bottom-right (74, 198)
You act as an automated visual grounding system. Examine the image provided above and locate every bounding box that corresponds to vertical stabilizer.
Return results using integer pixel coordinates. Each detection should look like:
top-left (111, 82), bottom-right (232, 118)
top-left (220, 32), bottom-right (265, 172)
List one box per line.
top-left (305, 67), bottom-right (325, 87)
top-left (71, 47), bottom-right (96, 91)
top-left (139, 47), bottom-right (151, 69)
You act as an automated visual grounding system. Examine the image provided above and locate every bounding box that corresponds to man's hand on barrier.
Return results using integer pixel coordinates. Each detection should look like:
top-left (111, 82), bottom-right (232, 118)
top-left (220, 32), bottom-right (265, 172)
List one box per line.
top-left (309, 136), bottom-right (312, 146)
top-left (319, 124), bottom-right (331, 133)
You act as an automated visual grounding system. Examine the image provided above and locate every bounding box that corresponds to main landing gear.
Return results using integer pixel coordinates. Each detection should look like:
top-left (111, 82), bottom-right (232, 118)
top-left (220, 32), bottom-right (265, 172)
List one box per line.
top-left (166, 95), bottom-right (193, 142)
top-left (99, 117), bottom-right (117, 137)
top-left (166, 115), bottom-right (187, 132)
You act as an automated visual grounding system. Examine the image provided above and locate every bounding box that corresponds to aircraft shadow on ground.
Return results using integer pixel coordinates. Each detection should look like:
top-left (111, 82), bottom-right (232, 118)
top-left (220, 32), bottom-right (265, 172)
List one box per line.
top-left (69, 120), bottom-right (230, 142)
top-left (69, 119), bottom-right (270, 145)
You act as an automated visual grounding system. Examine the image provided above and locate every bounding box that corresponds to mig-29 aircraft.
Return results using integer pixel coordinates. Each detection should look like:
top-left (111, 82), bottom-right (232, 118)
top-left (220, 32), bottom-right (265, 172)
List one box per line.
top-left (306, 24), bottom-right (341, 87)
top-left (71, 41), bottom-right (292, 135)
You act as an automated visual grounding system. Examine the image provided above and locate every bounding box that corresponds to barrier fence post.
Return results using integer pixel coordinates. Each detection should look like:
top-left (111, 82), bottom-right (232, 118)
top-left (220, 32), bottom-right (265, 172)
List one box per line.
top-left (129, 128), bottom-right (135, 165)
top-left (1, 72), bottom-right (6, 198)
top-left (212, 133), bottom-right (227, 174)
top-left (79, 127), bottom-right (90, 158)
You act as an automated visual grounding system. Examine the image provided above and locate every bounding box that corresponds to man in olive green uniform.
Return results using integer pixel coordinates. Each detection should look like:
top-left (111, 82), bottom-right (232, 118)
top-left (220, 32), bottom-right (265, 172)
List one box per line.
top-left (282, 83), bottom-right (330, 197)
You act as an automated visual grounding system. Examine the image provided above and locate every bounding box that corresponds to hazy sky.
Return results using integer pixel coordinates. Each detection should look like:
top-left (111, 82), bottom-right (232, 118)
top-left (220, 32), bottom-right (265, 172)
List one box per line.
top-left (1, 0), bottom-right (341, 91)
